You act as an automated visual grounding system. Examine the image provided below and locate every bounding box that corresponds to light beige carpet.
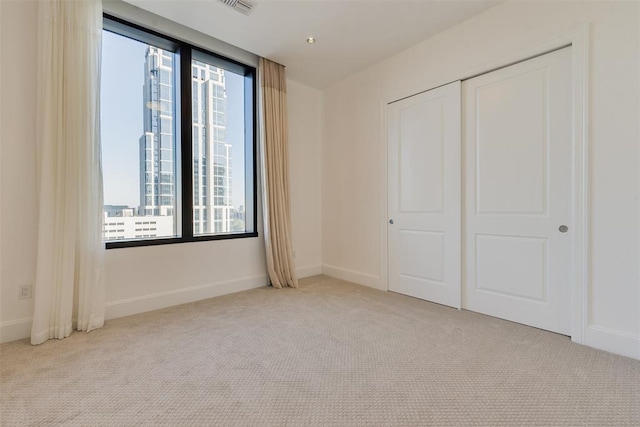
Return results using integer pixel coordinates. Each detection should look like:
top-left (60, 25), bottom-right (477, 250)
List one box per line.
top-left (1, 275), bottom-right (639, 426)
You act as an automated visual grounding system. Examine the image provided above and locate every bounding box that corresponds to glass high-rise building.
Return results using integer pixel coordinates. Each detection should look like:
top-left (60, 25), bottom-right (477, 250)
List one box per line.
top-left (191, 59), bottom-right (233, 235)
top-left (139, 47), bottom-right (176, 218)
top-left (139, 47), bottom-right (233, 234)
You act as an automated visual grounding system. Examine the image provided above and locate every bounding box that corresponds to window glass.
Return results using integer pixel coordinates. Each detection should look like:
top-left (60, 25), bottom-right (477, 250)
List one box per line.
top-left (159, 84), bottom-right (172, 101)
top-left (191, 58), bottom-right (247, 236)
top-left (160, 69), bottom-right (171, 85)
top-left (101, 31), bottom-right (178, 241)
top-left (160, 134), bottom-right (172, 149)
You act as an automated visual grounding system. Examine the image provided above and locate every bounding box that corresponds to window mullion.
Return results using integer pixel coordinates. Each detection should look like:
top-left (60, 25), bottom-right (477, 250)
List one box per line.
top-left (180, 44), bottom-right (194, 240)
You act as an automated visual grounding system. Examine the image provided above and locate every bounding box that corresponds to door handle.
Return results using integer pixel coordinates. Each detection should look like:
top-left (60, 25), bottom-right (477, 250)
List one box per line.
top-left (559, 225), bottom-right (568, 233)
top-left (389, 219), bottom-right (394, 225)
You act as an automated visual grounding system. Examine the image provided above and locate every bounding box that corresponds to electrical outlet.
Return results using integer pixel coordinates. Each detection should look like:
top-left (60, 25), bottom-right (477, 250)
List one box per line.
top-left (19, 284), bottom-right (32, 299)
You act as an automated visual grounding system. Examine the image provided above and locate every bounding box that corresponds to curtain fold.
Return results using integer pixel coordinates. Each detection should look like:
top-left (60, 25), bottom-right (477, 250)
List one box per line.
top-left (31, 0), bottom-right (105, 345)
top-left (259, 58), bottom-right (298, 289)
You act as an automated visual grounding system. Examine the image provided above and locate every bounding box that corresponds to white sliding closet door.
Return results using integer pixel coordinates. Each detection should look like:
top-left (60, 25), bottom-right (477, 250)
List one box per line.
top-left (463, 47), bottom-right (573, 335)
top-left (388, 81), bottom-right (461, 308)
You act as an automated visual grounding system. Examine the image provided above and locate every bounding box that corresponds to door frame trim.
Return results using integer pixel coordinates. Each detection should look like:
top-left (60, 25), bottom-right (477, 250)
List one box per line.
top-left (381, 24), bottom-right (590, 345)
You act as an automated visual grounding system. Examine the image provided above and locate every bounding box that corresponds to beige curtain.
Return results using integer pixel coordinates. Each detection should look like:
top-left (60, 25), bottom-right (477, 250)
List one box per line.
top-left (259, 58), bottom-right (298, 289)
top-left (31, 0), bottom-right (105, 344)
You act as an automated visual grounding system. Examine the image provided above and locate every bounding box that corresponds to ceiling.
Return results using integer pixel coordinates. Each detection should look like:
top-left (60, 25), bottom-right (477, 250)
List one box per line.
top-left (124, 0), bottom-right (500, 89)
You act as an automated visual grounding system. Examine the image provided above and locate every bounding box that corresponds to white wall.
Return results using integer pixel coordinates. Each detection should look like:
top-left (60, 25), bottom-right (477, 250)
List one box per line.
top-left (0, 1), bottom-right (323, 342)
top-left (322, 1), bottom-right (640, 359)
top-left (288, 80), bottom-right (323, 277)
top-left (0, 0), bottom-right (39, 343)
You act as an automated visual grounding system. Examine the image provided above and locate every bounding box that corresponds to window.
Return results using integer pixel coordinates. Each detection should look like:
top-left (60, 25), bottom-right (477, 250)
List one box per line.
top-left (101, 16), bottom-right (256, 248)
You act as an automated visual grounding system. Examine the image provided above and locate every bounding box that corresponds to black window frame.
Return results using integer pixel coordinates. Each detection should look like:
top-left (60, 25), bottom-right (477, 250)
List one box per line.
top-left (103, 14), bottom-right (258, 249)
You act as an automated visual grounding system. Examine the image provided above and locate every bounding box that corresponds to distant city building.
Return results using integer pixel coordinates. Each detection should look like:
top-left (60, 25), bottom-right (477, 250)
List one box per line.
top-left (229, 205), bottom-right (246, 232)
top-left (191, 58), bottom-right (233, 234)
top-left (104, 205), bottom-right (135, 217)
top-left (139, 47), bottom-right (176, 218)
top-left (103, 212), bottom-right (173, 241)
top-left (231, 205), bottom-right (245, 221)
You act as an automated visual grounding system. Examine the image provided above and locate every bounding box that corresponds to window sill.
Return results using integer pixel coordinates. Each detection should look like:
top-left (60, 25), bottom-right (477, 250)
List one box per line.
top-left (105, 231), bottom-right (259, 249)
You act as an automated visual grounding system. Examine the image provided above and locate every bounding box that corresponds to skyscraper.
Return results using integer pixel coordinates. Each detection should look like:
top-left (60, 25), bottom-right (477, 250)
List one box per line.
top-left (139, 47), bottom-right (176, 218)
top-left (191, 59), bottom-right (233, 234)
top-left (139, 47), bottom-right (233, 234)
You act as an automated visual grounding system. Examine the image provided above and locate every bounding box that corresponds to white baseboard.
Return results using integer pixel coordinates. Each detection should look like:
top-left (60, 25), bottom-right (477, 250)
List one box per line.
top-left (585, 325), bottom-right (640, 360)
top-left (0, 317), bottom-right (32, 344)
top-left (296, 264), bottom-right (322, 278)
top-left (321, 264), bottom-right (384, 290)
top-left (105, 274), bottom-right (268, 320)
top-left (1, 275), bottom-right (269, 344)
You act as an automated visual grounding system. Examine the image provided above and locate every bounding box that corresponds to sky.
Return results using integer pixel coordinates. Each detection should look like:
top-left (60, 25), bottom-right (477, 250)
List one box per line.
top-left (101, 30), bottom-right (246, 209)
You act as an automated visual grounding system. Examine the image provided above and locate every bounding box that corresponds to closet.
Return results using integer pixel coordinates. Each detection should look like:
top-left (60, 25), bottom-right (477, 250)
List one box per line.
top-left (388, 47), bottom-right (573, 334)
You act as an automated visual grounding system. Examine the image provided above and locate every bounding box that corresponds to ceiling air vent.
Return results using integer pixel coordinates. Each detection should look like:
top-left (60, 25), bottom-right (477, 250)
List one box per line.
top-left (218, 0), bottom-right (256, 15)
